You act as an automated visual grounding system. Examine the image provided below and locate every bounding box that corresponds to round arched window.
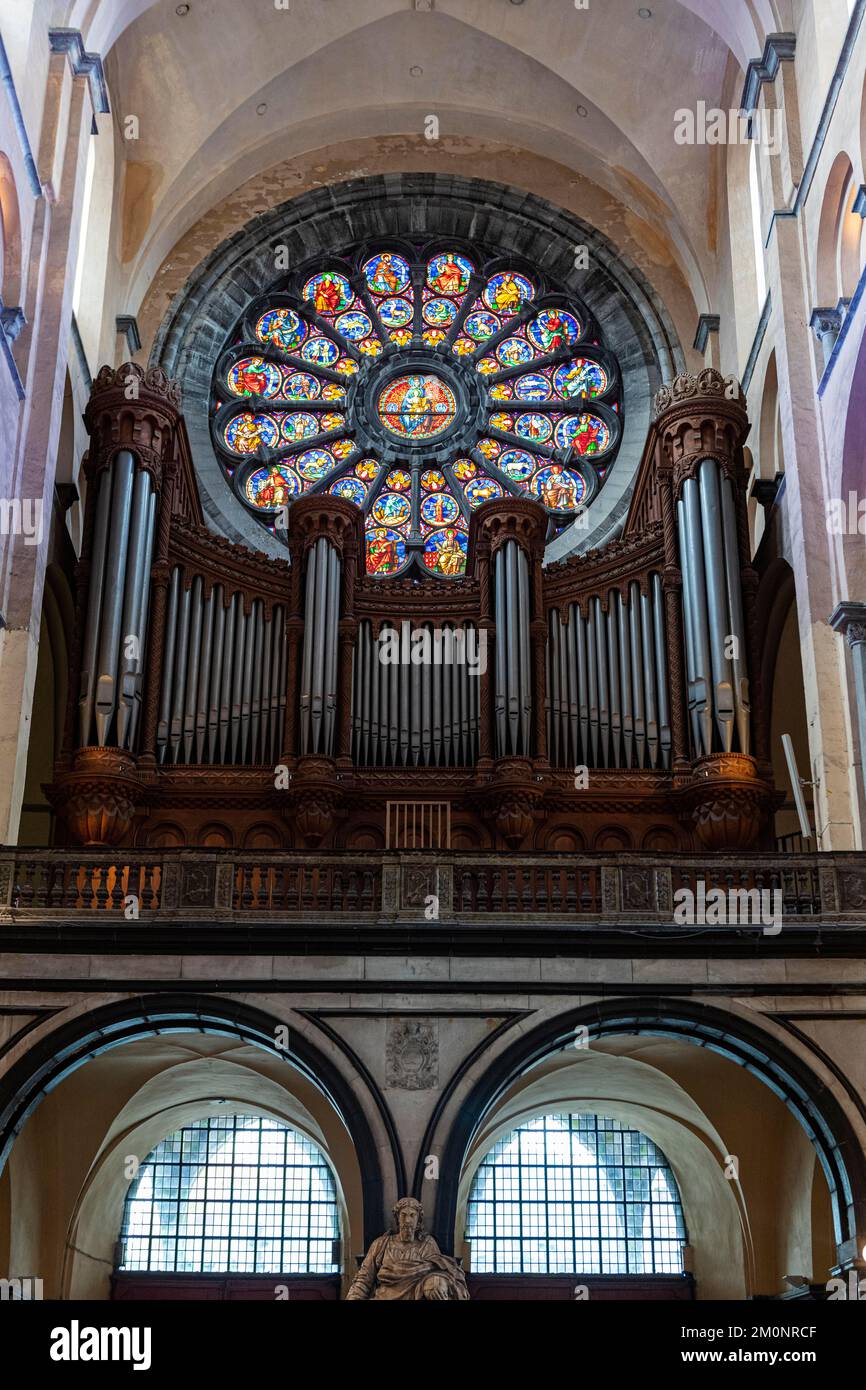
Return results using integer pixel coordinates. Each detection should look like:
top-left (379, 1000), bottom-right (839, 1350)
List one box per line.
top-left (210, 240), bottom-right (622, 578)
top-left (467, 1112), bottom-right (686, 1275)
top-left (118, 1114), bottom-right (340, 1274)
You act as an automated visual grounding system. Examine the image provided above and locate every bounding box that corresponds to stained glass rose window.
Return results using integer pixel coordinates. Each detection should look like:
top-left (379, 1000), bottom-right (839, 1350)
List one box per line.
top-left (211, 240), bottom-right (622, 578)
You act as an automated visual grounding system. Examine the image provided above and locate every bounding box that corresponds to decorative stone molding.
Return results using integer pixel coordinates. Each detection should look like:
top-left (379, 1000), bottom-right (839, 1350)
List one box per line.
top-left (741, 32), bottom-right (796, 113)
top-left (693, 314), bottom-right (720, 355)
top-left (831, 602), bottom-right (866, 649)
top-left (386, 1019), bottom-right (439, 1090)
top-left (48, 28), bottom-right (110, 114)
top-left (116, 315), bottom-right (142, 355)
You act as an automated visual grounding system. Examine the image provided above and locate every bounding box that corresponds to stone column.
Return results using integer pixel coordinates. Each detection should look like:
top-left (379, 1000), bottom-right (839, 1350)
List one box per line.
top-left (751, 65), bottom-right (858, 849)
top-left (0, 48), bottom-right (95, 843)
top-left (830, 603), bottom-right (866, 810)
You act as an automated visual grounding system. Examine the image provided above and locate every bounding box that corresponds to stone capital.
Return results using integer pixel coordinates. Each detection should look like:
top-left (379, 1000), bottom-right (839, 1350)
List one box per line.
top-left (831, 603), bottom-right (866, 649)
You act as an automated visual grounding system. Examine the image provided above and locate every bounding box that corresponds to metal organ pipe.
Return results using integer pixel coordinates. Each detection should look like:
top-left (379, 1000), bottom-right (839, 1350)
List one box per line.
top-left (640, 588), bottom-right (659, 769)
top-left (677, 460), bottom-right (751, 757)
top-left (93, 450), bottom-right (135, 746)
top-left (545, 582), bottom-right (671, 772)
top-left (297, 537), bottom-right (341, 758)
top-left (182, 574), bottom-right (203, 763)
top-left (79, 466), bottom-right (115, 746)
top-left (698, 459), bottom-right (735, 752)
top-left (194, 585), bottom-right (215, 764)
top-left (218, 594), bottom-right (237, 764)
top-left (681, 478), bottom-right (713, 756)
top-left (492, 541), bottom-right (532, 758)
top-left (156, 566), bottom-right (180, 764)
top-left (652, 573), bottom-right (672, 768)
top-left (606, 602), bottom-right (622, 768)
top-left (206, 588), bottom-right (226, 763)
top-left (153, 580), bottom-right (286, 767)
top-left (129, 489), bottom-right (157, 751)
top-left (720, 476), bottom-right (751, 754)
top-left (169, 580), bottom-right (191, 765)
top-left (594, 596), bottom-right (610, 768)
top-left (117, 468), bottom-right (155, 750)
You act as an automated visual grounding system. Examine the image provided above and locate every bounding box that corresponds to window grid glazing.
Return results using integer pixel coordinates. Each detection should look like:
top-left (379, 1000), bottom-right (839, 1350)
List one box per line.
top-left (467, 1113), bottom-right (686, 1275)
top-left (119, 1114), bottom-right (339, 1274)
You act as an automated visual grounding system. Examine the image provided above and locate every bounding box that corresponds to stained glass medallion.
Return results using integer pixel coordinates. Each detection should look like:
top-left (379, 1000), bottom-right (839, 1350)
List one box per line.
top-left (377, 373), bottom-right (457, 440)
top-left (211, 239), bottom-right (622, 578)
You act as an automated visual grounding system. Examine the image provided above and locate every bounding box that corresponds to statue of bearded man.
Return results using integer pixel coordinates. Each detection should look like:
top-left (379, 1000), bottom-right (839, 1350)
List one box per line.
top-left (345, 1197), bottom-right (470, 1301)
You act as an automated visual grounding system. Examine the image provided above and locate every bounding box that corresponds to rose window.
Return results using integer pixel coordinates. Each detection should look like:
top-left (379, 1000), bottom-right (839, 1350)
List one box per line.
top-left (210, 241), bottom-right (623, 578)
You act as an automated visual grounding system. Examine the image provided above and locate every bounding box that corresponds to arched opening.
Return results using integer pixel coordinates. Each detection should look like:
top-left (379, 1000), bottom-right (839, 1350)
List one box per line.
top-left (437, 1000), bottom-right (864, 1299)
top-left (19, 566), bottom-right (73, 845)
top-left (756, 559), bottom-right (813, 848)
top-left (0, 996), bottom-right (388, 1299)
top-left (466, 1111), bottom-right (687, 1278)
top-left (816, 152), bottom-right (863, 311)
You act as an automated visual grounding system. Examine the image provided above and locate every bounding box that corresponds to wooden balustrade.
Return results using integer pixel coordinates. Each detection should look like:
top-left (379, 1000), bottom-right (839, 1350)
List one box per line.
top-left (0, 849), bottom-right (862, 929)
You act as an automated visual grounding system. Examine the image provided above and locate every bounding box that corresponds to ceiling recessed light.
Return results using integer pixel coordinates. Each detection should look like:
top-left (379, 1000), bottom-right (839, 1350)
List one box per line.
top-left (638, 7), bottom-right (653, 17)
top-left (510, 0), bottom-right (526, 5)
top-left (576, 105), bottom-right (588, 117)
top-left (175, 3), bottom-right (190, 14)
top-left (410, 65), bottom-right (424, 77)
top-left (256, 102), bottom-right (268, 115)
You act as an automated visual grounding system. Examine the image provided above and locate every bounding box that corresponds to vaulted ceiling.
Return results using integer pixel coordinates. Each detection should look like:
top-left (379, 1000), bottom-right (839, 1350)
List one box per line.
top-left (51, 0), bottom-right (793, 346)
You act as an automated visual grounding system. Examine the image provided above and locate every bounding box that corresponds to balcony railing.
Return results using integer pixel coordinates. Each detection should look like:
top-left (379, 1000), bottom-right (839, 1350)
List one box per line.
top-left (1, 848), bottom-right (865, 930)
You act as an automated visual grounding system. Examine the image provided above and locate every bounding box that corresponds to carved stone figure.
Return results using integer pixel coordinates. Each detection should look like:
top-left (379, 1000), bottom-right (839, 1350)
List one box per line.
top-left (345, 1197), bottom-right (469, 1300)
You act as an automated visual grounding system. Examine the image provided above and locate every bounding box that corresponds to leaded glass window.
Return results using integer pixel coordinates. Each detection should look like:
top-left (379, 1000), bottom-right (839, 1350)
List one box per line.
top-left (467, 1113), bottom-right (686, 1275)
top-left (118, 1114), bottom-right (340, 1273)
top-left (210, 240), bottom-right (622, 578)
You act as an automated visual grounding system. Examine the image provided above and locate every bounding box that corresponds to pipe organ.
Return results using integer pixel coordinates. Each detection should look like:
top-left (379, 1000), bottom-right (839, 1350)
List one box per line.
top-left (493, 540), bottom-right (533, 758)
top-left (546, 576), bottom-right (671, 771)
top-left (49, 362), bottom-right (778, 854)
top-left (78, 450), bottom-right (157, 751)
top-left (299, 537), bottom-right (340, 758)
top-left (156, 571), bottom-right (287, 766)
top-left (352, 622), bottom-right (480, 767)
top-left (677, 459), bottom-right (750, 758)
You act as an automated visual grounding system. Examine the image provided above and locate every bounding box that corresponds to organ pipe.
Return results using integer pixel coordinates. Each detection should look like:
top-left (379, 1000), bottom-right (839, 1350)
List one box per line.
top-left (545, 582), bottom-right (672, 771)
top-left (492, 540), bottom-right (533, 757)
top-left (350, 620), bottom-right (482, 767)
top-left (298, 536), bottom-right (341, 757)
top-left (677, 458), bottom-right (751, 757)
top-left (79, 450), bottom-right (159, 751)
top-left (155, 568), bottom-right (286, 766)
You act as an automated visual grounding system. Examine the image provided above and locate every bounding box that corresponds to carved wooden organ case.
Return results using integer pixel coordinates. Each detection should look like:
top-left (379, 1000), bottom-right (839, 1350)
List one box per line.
top-left (47, 363), bottom-right (779, 853)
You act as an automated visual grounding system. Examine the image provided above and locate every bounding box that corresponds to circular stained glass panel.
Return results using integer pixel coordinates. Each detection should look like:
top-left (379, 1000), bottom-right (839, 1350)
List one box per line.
top-left (372, 492), bottom-right (411, 527)
top-left (420, 492), bottom-right (460, 527)
top-left (424, 528), bottom-right (468, 576)
top-left (245, 464), bottom-right (301, 508)
top-left (366, 528), bottom-right (407, 575)
top-left (303, 272), bottom-right (353, 315)
top-left (225, 413), bottom-right (279, 453)
top-left (376, 373), bottom-right (457, 440)
top-left (531, 465), bottom-right (586, 510)
top-left (427, 252), bottom-right (473, 296)
top-left (227, 357), bottom-right (282, 398)
top-left (377, 297), bottom-right (413, 329)
top-left (364, 252), bottom-right (411, 295)
top-left (329, 476), bottom-right (366, 506)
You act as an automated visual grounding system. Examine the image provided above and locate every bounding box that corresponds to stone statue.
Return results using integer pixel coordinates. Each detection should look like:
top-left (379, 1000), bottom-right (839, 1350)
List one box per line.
top-left (345, 1197), bottom-right (470, 1300)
